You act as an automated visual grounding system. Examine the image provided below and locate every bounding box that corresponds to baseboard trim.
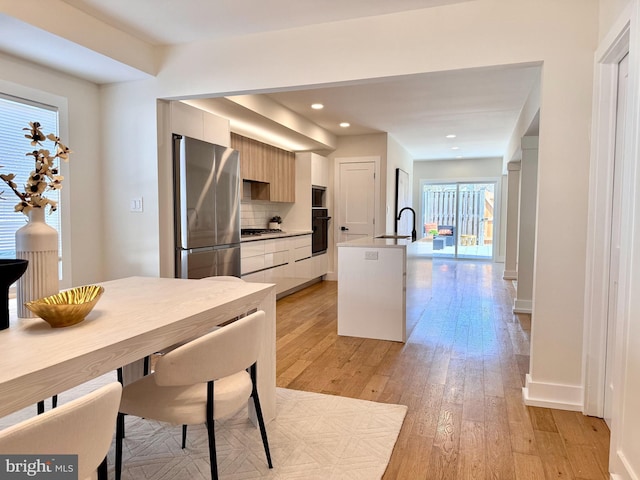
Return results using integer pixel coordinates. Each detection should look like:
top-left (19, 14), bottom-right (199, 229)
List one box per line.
top-left (522, 373), bottom-right (583, 411)
top-left (610, 475), bottom-right (628, 480)
top-left (276, 277), bottom-right (322, 300)
top-left (612, 450), bottom-right (639, 480)
top-left (513, 299), bottom-right (532, 314)
top-left (503, 270), bottom-right (517, 280)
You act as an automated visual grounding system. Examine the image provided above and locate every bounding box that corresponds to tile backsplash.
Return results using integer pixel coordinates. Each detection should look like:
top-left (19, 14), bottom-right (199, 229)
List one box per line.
top-left (241, 202), bottom-right (288, 229)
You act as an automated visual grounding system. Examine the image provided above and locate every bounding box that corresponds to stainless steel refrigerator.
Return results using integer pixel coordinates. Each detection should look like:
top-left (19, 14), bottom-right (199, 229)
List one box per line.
top-left (173, 134), bottom-right (241, 279)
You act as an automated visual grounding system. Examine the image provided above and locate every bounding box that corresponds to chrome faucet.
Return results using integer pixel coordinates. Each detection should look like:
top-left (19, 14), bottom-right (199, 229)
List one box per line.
top-left (397, 207), bottom-right (417, 242)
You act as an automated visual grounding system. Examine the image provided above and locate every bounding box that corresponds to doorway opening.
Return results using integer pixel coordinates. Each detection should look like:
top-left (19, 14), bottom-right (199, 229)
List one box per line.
top-left (416, 181), bottom-right (495, 260)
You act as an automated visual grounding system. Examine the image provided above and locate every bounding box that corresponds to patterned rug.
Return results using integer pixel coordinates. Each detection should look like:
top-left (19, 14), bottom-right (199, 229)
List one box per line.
top-left (0, 373), bottom-right (407, 479)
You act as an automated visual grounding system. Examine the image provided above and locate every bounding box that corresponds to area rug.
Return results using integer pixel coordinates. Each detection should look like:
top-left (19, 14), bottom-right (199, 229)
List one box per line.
top-left (0, 373), bottom-right (407, 480)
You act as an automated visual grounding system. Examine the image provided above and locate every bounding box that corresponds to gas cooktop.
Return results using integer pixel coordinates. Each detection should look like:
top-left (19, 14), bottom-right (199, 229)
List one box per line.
top-left (241, 228), bottom-right (283, 237)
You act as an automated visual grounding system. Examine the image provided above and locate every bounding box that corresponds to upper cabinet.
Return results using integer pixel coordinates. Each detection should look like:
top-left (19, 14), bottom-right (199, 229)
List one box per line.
top-left (232, 133), bottom-right (269, 182)
top-left (271, 146), bottom-right (295, 202)
top-left (311, 153), bottom-right (329, 188)
top-left (171, 101), bottom-right (230, 146)
top-left (231, 133), bottom-right (295, 203)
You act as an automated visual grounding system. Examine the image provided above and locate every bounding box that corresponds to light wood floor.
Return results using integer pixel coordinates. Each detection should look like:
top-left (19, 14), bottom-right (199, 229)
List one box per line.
top-left (275, 257), bottom-right (610, 480)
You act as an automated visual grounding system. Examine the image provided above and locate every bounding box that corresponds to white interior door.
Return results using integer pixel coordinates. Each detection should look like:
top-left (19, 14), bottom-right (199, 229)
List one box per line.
top-left (604, 53), bottom-right (628, 427)
top-left (337, 162), bottom-right (375, 243)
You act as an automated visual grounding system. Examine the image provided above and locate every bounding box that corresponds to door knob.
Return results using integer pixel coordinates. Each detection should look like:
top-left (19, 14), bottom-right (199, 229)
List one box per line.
top-left (341, 226), bottom-right (349, 231)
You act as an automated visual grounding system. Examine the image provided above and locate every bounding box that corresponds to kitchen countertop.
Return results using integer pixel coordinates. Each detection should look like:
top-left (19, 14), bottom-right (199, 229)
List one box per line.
top-left (336, 235), bottom-right (413, 248)
top-left (241, 230), bottom-right (313, 242)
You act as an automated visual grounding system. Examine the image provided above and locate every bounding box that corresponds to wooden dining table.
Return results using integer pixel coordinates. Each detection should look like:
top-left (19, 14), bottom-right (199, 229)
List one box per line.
top-left (0, 276), bottom-right (276, 421)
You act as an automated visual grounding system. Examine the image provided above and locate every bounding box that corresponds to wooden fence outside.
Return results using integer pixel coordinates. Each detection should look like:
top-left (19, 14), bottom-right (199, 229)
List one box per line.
top-left (422, 188), bottom-right (493, 245)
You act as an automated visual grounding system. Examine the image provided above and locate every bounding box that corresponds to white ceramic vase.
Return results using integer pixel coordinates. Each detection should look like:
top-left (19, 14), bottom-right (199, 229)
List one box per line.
top-left (15, 207), bottom-right (59, 318)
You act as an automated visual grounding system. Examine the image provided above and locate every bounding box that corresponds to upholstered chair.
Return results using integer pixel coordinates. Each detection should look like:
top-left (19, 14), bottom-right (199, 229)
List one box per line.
top-left (145, 275), bottom-right (248, 447)
top-left (147, 275), bottom-right (246, 371)
top-left (115, 310), bottom-right (273, 480)
top-left (0, 382), bottom-right (122, 480)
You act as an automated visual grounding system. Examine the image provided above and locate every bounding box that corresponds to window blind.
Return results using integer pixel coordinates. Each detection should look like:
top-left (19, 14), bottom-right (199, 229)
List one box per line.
top-left (0, 94), bottom-right (60, 259)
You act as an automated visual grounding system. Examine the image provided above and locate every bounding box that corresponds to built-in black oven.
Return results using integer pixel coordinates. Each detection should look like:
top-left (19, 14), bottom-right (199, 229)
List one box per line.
top-left (312, 208), bottom-right (331, 255)
top-left (312, 186), bottom-right (326, 208)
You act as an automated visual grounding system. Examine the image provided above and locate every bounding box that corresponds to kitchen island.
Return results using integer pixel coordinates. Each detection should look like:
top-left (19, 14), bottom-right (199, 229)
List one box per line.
top-left (337, 235), bottom-right (417, 342)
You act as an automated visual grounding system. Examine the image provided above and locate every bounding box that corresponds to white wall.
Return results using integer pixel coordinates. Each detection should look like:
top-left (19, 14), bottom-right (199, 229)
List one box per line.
top-left (599, 0), bottom-right (634, 41)
top-left (386, 135), bottom-right (414, 234)
top-left (504, 78), bottom-right (541, 170)
top-left (413, 157), bottom-right (503, 189)
top-left (100, 80), bottom-right (160, 280)
top-left (513, 138), bottom-right (538, 317)
top-left (0, 52), bottom-right (103, 287)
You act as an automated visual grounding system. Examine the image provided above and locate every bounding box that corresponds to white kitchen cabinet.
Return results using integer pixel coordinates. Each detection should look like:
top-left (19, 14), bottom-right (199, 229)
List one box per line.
top-left (264, 264), bottom-right (288, 287)
top-left (337, 237), bottom-right (408, 342)
top-left (171, 101), bottom-right (203, 139)
top-left (311, 153), bottom-right (329, 188)
top-left (242, 270), bottom-right (265, 283)
top-left (291, 235), bottom-right (312, 261)
top-left (202, 111), bottom-right (231, 146)
top-left (312, 253), bottom-right (328, 277)
top-left (170, 101), bottom-right (230, 146)
top-left (240, 241), bottom-right (265, 275)
top-left (291, 235), bottom-right (313, 283)
top-left (264, 238), bottom-right (289, 268)
top-left (294, 257), bottom-right (313, 282)
top-left (241, 233), bottom-right (316, 297)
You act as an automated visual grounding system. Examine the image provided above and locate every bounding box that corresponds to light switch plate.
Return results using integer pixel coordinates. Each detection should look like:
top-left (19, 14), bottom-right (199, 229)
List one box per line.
top-left (130, 197), bottom-right (143, 213)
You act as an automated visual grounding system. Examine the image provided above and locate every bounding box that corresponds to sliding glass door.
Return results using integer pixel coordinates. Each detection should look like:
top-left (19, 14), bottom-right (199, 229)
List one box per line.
top-left (415, 181), bottom-right (495, 260)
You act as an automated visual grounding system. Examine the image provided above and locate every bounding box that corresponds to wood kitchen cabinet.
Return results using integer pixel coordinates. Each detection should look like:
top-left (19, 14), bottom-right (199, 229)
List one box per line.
top-left (270, 147), bottom-right (295, 202)
top-left (231, 132), bottom-right (295, 202)
top-left (231, 133), bottom-right (269, 182)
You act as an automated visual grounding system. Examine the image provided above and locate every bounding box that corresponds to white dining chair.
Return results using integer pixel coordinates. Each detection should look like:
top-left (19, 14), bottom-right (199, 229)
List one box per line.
top-left (141, 275), bottom-right (248, 447)
top-left (115, 309), bottom-right (273, 480)
top-left (0, 382), bottom-right (122, 480)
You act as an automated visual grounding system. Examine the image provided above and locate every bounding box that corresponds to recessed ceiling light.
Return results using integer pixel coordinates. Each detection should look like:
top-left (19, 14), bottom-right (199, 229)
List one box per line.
top-left (339, 122), bottom-right (350, 128)
top-left (311, 103), bottom-right (324, 110)
top-left (451, 146), bottom-right (460, 150)
top-left (456, 156), bottom-right (463, 159)
top-left (446, 134), bottom-right (456, 139)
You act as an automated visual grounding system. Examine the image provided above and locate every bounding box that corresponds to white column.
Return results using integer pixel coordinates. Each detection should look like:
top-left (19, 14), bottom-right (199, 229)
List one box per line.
top-left (513, 137), bottom-right (538, 314)
top-left (503, 162), bottom-right (521, 280)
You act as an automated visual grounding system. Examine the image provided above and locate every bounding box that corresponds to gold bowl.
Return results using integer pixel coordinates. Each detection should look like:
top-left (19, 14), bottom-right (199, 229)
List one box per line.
top-left (25, 285), bottom-right (104, 328)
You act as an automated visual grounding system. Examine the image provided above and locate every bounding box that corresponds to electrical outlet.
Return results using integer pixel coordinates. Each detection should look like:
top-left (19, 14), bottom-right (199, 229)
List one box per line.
top-left (364, 251), bottom-right (378, 260)
top-left (130, 197), bottom-right (143, 213)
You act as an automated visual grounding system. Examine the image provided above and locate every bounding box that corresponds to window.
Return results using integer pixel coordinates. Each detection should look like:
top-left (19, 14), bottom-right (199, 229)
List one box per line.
top-left (0, 94), bottom-right (60, 261)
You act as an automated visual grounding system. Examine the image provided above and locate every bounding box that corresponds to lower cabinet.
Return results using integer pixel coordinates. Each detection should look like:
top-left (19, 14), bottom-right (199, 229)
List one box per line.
top-left (241, 234), bottom-right (324, 296)
top-left (313, 252), bottom-right (328, 277)
top-left (294, 256), bottom-right (313, 281)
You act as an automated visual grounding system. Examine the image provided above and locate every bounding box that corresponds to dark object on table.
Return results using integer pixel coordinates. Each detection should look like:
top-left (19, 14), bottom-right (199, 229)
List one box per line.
top-left (0, 259), bottom-right (29, 330)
